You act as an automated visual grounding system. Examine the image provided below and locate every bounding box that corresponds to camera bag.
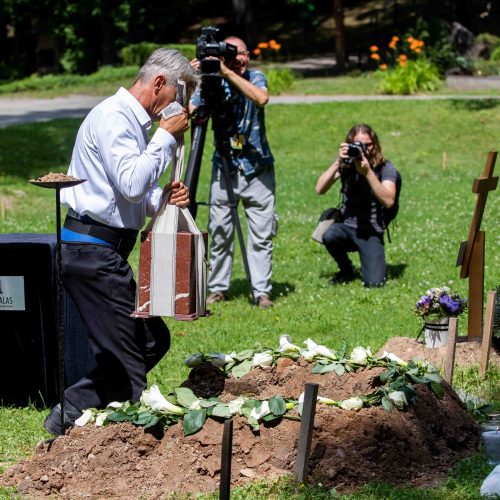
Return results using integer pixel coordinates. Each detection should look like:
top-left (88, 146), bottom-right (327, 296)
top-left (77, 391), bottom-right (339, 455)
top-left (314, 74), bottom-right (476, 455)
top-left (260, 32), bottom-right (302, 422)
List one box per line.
top-left (311, 206), bottom-right (342, 244)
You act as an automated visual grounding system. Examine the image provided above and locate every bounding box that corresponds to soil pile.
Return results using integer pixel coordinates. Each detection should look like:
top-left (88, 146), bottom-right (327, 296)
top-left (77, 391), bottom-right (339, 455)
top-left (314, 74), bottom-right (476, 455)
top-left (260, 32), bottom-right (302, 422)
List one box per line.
top-left (2, 350), bottom-right (480, 498)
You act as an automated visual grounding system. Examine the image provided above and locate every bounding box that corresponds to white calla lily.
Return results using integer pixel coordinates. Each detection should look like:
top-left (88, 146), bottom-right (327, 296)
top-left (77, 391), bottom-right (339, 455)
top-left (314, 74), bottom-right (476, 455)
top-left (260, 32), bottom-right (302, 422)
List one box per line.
top-left (350, 346), bottom-right (372, 365)
top-left (388, 391), bottom-right (407, 409)
top-left (381, 351), bottom-right (408, 367)
top-left (252, 351), bottom-right (273, 367)
top-left (140, 385), bottom-right (184, 415)
top-left (339, 397), bottom-right (364, 411)
top-left (303, 338), bottom-right (337, 360)
top-left (208, 353), bottom-right (235, 368)
top-left (318, 396), bottom-right (337, 405)
top-left (250, 401), bottom-right (271, 420)
top-left (228, 397), bottom-right (246, 415)
top-left (75, 409), bottom-right (95, 427)
top-left (95, 412), bottom-right (108, 427)
top-left (189, 399), bottom-right (202, 410)
top-left (277, 334), bottom-right (302, 353)
top-left (106, 401), bottom-right (123, 409)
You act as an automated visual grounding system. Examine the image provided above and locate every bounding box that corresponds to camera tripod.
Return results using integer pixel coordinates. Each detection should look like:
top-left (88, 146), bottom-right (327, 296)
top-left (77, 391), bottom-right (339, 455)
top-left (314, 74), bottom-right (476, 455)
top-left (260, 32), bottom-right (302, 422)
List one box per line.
top-left (183, 70), bottom-right (256, 299)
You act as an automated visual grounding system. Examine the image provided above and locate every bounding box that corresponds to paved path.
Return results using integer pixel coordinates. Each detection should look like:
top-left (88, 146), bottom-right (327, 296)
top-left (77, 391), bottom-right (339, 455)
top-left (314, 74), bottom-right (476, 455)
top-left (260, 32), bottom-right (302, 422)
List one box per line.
top-left (1, 91), bottom-right (499, 128)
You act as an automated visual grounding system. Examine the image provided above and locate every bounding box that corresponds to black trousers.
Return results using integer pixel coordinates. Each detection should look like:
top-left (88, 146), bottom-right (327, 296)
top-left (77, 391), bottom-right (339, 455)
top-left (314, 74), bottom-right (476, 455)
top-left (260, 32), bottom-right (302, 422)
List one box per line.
top-left (322, 223), bottom-right (386, 287)
top-left (61, 242), bottom-right (170, 410)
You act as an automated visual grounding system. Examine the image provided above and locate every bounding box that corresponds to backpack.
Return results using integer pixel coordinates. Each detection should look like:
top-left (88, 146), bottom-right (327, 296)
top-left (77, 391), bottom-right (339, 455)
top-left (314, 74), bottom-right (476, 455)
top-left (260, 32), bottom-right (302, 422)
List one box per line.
top-left (378, 165), bottom-right (402, 242)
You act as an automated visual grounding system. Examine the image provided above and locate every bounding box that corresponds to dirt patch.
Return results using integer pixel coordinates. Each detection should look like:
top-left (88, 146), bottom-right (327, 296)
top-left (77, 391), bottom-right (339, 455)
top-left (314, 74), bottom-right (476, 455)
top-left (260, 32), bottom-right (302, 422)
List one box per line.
top-left (1, 350), bottom-right (481, 498)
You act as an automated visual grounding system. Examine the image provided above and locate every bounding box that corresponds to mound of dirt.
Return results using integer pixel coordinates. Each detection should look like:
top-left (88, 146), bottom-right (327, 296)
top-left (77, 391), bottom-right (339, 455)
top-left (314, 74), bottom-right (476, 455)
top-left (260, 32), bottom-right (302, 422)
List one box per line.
top-left (2, 353), bottom-right (480, 498)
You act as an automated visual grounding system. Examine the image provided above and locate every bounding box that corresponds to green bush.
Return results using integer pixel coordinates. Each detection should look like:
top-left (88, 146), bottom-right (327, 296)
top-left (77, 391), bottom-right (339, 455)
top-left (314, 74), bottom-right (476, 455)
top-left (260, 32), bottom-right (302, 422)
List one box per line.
top-left (120, 42), bottom-right (196, 66)
top-left (472, 58), bottom-right (500, 76)
top-left (378, 58), bottom-right (441, 95)
top-left (265, 68), bottom-right (297, 95)
top-left (491, 46), bottom-right (500, 62)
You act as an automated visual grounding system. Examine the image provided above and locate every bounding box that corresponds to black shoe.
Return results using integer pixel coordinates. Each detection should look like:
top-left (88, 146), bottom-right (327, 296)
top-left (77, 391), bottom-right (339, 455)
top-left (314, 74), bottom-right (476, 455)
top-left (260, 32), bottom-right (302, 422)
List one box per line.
top-left (328, 270), bottom-right (356, 285)
top-left (43, 401), bottom-right (82, 436)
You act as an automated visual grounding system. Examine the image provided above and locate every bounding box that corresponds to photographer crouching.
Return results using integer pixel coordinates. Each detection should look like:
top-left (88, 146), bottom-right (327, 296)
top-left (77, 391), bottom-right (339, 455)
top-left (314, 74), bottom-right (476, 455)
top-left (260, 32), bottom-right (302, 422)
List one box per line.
top-left (315, 124), bottom-right (398, 287)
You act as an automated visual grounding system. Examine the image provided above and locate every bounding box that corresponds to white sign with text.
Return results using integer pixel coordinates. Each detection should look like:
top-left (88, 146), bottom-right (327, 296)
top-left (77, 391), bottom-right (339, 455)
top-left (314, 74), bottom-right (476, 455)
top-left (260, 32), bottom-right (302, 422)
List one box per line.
top-left (0, 276), bottom-right (25, 311)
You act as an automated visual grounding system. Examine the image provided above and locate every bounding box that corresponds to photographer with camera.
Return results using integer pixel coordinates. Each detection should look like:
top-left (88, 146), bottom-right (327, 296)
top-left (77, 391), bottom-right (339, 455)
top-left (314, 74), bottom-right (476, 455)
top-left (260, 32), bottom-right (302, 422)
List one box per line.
top-left (315, 124), bottom-right (398, 287)
top-left (190, 35), bottom-right (276, 309)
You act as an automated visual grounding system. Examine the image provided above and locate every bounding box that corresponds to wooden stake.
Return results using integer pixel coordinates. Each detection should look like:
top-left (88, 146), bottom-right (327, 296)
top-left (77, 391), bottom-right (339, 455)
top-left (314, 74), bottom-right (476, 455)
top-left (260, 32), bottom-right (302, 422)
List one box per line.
top-left (295, 383), bottom-right (319, 483)
top-left (468, 231), bottom-right (485, 340)
top-left (444, 317), bottom-right (458, 383)
top-left (480, 291), bottom-right (496, 380)
top-left (219, 418), bottom-right (233, 500)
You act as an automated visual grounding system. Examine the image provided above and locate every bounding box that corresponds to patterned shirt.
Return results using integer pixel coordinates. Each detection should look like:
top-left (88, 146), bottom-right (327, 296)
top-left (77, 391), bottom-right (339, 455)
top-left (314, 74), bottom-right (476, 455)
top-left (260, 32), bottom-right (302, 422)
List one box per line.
top-left (191, 70), bottom-right (274, 176)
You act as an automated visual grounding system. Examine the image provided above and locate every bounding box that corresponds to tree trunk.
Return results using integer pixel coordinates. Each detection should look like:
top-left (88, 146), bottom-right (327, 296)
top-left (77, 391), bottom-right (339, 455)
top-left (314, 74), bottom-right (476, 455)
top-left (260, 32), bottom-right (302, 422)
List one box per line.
top-left (333, 0), bottom-right (346, 72)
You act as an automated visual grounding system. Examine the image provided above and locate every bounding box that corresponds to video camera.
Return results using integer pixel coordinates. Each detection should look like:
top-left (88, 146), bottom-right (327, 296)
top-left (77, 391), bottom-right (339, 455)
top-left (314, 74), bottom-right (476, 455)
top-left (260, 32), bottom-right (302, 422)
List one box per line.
top-left (196, 26), bottom-right (237, 74)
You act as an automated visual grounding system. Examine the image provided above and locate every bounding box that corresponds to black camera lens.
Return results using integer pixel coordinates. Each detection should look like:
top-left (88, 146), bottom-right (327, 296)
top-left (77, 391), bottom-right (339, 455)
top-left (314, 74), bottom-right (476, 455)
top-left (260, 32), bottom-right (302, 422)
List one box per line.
top-left (347, 144), bottom-right (362, 158)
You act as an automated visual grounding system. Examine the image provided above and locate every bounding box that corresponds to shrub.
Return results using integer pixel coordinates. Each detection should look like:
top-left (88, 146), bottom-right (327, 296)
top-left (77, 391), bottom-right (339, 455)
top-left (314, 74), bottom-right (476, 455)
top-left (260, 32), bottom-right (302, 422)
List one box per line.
top-left (265, 68), bottom-right (297, 95)
top-left (378, 59), bottom-right (441, 95)
top-left (120, 42), bottom-right (196, 66)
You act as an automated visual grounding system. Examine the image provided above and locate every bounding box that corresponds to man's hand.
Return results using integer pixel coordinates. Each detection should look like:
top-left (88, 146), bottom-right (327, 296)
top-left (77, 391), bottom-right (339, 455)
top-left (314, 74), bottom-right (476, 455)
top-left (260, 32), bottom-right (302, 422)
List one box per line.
top-left (159, 110), bottom-right (189, 138)
top-left (163, 181), bottom-right (190, 208)
top-left (354, 153), bottom-right (372, 177)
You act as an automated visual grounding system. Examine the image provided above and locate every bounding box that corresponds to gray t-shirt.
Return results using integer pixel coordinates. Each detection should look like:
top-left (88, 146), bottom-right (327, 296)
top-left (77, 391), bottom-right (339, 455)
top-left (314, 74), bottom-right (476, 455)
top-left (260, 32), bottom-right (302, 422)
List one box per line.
top-left (340, 161), bottom-right (398, 234)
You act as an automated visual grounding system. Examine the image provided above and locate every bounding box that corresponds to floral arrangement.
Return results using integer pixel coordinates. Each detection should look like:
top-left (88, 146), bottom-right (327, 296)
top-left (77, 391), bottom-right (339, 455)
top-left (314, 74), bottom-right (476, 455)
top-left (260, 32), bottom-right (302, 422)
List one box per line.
top-left (75, 336), bottom-right (444, 436)
top-left (252, 39), bottom-right (282, 61)
top-left (369, 35), bottom-right (426, 71)
top-left (415, 286), bottom-right (467, 320)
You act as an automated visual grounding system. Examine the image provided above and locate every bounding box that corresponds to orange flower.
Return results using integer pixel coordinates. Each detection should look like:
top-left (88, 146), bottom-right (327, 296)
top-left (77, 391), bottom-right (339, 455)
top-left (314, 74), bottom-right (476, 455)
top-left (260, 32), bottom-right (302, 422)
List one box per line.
top-left (379, 63), bottom-right (388, 70)
top-left (269, 39), bottom-right (277, 47)
top-left (389, 40), bottom-right (398, 49)
top-left (253, 48), bottom-right (261, 56)
top-left (273, 43), bottom-right (282, 51)
top-left (407, 36), bottom-right (415, 43)
top-left (370, 53), bottom-right (381, 60)
top-left (399, 60), bottom-right (407, 67)
top-left (413, 47), bottom-right (421, 54)
top-left (391, 36), bottom-right (400, 42)
top-left (257, 42), bottom-right (269, 49)
top-left (399, 54), bottom-right (408, 62)
top-left (370, 45), bottom-right (379, 52)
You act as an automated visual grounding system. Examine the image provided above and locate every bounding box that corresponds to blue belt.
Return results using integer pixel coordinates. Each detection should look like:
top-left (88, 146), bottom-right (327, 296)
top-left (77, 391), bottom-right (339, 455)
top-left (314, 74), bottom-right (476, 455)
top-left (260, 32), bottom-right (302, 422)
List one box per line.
top-left (61, 227), bottom-right (114, 248)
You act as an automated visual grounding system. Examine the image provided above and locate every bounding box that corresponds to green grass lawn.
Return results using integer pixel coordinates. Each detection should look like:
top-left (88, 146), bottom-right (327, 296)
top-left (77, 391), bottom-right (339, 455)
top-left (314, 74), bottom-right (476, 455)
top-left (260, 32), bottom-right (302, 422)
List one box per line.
top-left (0, 97), bottom-right (499, 498)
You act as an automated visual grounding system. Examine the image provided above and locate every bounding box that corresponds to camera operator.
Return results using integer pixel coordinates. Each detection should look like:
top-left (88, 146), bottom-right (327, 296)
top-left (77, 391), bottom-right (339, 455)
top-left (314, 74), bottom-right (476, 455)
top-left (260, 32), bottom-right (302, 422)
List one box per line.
top-left (315, 124), bottom-right (397, 287)
top-left (190, 36), bottom-right (276, 308)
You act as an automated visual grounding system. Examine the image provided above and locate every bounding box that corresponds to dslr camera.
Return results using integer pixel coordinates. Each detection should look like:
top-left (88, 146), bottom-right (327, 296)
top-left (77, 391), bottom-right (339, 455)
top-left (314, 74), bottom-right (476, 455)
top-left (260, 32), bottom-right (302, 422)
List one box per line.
top-left (347, 140), bottom-right (368, 160)
top-left (196, 26), bottom-right (237, 74)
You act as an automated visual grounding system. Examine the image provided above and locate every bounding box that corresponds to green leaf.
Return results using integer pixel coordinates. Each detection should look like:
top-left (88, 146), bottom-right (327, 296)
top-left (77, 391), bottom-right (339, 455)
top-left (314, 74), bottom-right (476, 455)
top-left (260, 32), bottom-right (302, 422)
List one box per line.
top-left (381, 396), bottom-right (394, 413)
top-left (429, 381), bottom-right (444, 400)
top-left (133, 411), bottom-right (154, 426)
top-left (379, 367), bottom-right (396, 383)
top-left (268, 396), bottom-right (287, 416)
top-left (175, 387), bottom-right (199, 408)
top-left (334, 363), bottom-right (346, 376)
top-left (312, 363), bottom-right (336, 374)
top-left (262, 413), bottom-right (280, 422)
top-left (407, 372), bottom-right (429, 384)
top-left (143, 415), bottom-right (161, 429)
top-left (211, 404), bottom-right (231, 419)
top-left (232, 349), bottom-right (254, 361)
top-left (338, 339), bottom-right (347, 359)
top-left (183, 409), bottom-right (207, 436)
top-left (231, 359), bottom-right (253, 379)
top-left (425, 372), bottom-right (444, 384)
top-left (247, 415), bottom-right (260, 431)
top-left (106, 410), bottom-right (132, 423)
top-left (199, 399), bottom-right (220, 408)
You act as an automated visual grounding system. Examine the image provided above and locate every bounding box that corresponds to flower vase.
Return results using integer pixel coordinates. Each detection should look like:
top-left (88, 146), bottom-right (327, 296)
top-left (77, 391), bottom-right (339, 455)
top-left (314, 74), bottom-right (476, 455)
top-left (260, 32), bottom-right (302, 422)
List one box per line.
top-left (423, 317), bottom-right (449, 348)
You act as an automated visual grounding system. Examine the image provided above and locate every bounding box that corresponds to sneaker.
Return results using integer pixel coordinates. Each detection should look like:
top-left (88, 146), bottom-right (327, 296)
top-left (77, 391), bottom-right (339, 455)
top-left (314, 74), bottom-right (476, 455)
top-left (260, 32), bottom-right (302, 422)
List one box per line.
top-left (256, 294), bottom-right (273, 309)
top-left (43, 401), bottom-right (82, 436)
top-left (207, 291), bottom-right (227, 304)
top-left (328, 270), bottom-right (356, 285)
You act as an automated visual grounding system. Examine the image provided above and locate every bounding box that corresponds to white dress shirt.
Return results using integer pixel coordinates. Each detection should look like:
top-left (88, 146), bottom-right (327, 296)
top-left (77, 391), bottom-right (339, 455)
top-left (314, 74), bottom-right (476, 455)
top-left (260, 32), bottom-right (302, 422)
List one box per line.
top-left (61, 87), bottom-right (176, 230)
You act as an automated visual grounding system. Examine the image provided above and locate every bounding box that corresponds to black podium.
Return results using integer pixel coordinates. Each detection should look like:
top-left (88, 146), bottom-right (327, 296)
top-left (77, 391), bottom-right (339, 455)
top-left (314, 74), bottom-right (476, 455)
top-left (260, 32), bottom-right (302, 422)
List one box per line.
top-left (0, 234), bottom-right (95, 407)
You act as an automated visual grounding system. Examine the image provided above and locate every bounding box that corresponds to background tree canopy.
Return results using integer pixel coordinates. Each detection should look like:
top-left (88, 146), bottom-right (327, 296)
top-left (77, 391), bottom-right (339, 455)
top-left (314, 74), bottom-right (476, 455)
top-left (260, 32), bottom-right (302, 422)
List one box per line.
top-left (0, 0), bottom-right (498, 79)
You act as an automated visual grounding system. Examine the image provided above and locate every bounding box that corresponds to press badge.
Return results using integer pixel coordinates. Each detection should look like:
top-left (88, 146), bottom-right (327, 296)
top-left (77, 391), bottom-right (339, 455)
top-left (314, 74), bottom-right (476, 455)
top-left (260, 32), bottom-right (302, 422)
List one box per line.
top-left (230, 134), bottom-right (245, 150)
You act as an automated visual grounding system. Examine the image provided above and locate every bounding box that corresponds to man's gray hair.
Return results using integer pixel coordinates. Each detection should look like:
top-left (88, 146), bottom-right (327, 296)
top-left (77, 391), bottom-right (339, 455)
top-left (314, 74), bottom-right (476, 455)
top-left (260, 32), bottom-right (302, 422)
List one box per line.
top-left (137, 48), bottom-right (199, 97)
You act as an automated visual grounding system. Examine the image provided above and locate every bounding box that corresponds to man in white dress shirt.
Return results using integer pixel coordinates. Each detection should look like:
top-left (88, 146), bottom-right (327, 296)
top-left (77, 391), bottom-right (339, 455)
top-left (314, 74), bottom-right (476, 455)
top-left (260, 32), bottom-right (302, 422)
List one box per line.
top-left (43, 49), bottom-right (199, 436)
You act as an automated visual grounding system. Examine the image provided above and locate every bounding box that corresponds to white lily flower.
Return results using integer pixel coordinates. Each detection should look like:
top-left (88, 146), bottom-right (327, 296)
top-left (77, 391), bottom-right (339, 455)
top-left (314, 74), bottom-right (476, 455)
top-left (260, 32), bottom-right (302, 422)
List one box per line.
top-left (350, 346), bottom-right (372, 365)
top-left (303, 338), bottom-right (336, 360)
top-left (252, 351), bottom-right (273, 367)
top-left (95, 412), bottom-right (108, 427)
top-left (301, 349), bottom-right (316, 362)
top-left (184, 353), bottom-right (205, 368)
top-left (250, 401), bottom-right (271, 420)
top-left (277, 334), bottom-right (302, 353)
top-left (381, 351), bottom-right (408, 367)
top-left (228, 397), bottom-right (246, 415)
top-left (75, 408), bottom-right (95, 427)
top-left (106, 401), bottom-right (123, 409)
top-left (388, 391), bottom-right (408, 410)
top-left (140, 385), bottom-right (184, 415)
top-left (339, 397), bottom-right (364, 411)
top-left (208, 353), bottom-right (235, 368)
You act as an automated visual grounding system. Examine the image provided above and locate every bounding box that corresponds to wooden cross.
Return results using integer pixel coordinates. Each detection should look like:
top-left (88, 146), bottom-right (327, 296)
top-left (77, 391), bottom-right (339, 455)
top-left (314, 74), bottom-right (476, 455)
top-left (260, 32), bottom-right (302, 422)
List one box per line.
top-left (457, 151), bottom-right (498, 340)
